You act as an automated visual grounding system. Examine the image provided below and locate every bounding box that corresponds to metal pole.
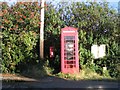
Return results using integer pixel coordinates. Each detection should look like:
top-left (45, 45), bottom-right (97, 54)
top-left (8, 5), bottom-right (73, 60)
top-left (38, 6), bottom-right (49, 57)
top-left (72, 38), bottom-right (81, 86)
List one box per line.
top-left (40, 0), bottom-right (44, 59)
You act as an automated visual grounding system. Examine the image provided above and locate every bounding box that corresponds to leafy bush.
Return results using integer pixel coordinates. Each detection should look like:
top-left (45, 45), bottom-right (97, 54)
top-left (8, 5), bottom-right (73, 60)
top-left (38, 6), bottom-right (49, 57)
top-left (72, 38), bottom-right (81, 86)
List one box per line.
top-left (1, 2), bottom-right (40, 73)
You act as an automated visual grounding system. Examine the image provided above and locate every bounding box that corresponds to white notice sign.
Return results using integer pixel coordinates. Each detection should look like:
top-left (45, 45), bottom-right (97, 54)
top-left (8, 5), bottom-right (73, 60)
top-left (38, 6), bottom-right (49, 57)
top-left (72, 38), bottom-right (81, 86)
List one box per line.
top-left (99, 44), bottom-right (106, 58)
top-left (91, 44), bottom-right (106, 59)
top-left (91, 45), bottom-right (99, 59)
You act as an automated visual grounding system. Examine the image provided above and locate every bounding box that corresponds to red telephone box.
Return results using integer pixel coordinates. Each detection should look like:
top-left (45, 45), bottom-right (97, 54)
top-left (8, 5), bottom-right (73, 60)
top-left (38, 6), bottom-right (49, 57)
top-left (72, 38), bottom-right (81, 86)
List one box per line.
top-left (61, 27), bottom-right (79, 74)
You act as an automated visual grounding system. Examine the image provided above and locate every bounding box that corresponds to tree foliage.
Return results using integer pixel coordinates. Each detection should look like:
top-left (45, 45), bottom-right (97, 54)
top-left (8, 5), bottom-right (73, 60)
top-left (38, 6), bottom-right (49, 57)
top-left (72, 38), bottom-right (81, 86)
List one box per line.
top-left (48, 2), bottom-right (120, 77)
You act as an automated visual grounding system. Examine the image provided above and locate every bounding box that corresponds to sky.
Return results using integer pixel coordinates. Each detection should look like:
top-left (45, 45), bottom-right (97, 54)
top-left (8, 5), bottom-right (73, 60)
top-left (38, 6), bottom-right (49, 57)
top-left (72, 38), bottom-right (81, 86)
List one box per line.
top-left (0, 0), bottom-right (119, 11)
top-left (51, 0), bottom-right (119, 10)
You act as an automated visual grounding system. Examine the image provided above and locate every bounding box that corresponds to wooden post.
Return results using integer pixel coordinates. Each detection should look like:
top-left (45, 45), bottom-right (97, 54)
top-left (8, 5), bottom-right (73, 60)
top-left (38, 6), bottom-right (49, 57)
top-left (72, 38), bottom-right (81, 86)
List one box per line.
top-left (40, 0), bottom-right (44, 59)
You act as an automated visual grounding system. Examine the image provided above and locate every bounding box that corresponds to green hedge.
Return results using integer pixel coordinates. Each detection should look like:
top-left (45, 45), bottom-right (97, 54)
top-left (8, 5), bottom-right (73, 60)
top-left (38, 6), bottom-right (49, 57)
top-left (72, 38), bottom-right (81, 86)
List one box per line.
top-left (1, 2), bottom-right (40, 73)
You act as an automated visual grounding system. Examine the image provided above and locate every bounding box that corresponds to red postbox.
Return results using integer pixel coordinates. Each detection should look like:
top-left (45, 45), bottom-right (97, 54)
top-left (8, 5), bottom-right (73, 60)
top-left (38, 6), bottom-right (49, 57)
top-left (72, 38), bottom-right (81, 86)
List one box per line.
top-left (61, 27), bottom-right (79, 74)
top-left (50, 46), bottom-right (54, 58)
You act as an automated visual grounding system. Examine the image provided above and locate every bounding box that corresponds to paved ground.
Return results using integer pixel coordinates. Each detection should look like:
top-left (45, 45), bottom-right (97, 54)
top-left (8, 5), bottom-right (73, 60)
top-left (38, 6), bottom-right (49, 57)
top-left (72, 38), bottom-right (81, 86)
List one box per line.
top-left (1, 76), bottom-right (120, 89)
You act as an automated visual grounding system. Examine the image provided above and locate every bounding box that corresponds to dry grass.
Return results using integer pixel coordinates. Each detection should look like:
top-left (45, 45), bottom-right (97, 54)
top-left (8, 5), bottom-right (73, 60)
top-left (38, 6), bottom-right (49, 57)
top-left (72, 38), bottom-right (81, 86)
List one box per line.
top-left (1, 73), bottom-right (38, 81)
top-left (55, 68), bottom-right (114, 81)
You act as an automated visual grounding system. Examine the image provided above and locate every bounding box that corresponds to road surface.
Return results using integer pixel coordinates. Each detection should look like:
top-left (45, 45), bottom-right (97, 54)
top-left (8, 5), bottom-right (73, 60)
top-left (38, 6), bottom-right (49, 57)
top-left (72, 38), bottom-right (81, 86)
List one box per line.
top-left (2, 76), bottom-right (120, 89)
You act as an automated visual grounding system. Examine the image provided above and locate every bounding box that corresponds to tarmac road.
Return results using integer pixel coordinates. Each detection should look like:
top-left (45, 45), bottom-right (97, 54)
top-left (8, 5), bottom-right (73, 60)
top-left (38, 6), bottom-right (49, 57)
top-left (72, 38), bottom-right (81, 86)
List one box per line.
top-left (2, 76), bottom-right (120, 89)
